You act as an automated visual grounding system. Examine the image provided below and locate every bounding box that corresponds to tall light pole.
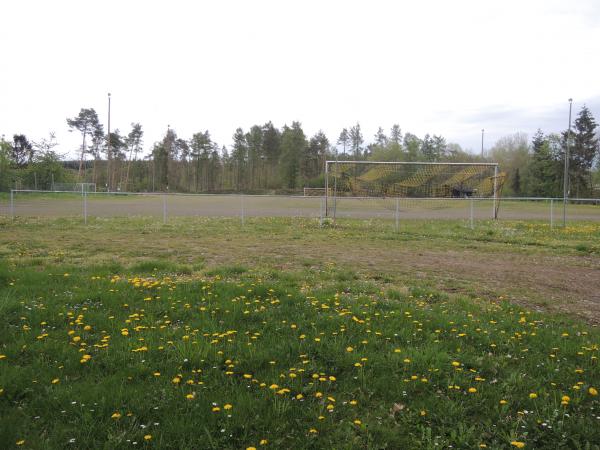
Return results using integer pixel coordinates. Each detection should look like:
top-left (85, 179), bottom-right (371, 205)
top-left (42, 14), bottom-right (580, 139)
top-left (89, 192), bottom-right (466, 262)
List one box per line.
top-left (481, 129), bottom-right (485, 158)
top-left (107, 93), bottom-right (112, 192)
top-left (563, 98), bottom-right (573, 227)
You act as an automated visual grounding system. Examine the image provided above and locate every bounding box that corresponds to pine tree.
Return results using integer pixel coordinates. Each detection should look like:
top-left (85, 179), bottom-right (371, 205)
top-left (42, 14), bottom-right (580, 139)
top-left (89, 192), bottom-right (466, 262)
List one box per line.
top-left (569, 105), bottom-right (599, 197)
top-left (279, 122), bottom-right (306, 189)
top-left (374, 127), bottom-right (387, 147)
top-left (66, 108), bottom-right (100, 179)
top-left (337, 128), bottom-right (349, 157)
top-left (231, 128), bottom-right (247, 190)
top-left (349, 123), bottom-right (363, 159)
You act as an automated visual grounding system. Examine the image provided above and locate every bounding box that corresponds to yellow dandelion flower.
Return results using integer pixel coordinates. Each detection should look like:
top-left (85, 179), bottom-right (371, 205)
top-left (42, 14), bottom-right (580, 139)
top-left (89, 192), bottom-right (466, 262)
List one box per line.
top-left (51, 378), bottom-right (60, 384)
top-left (346, 346), bottom-right (353, 352)
top-left (589, 387), bottom-right (598, 396)
top-left (451, 361), bottom-right (460, 367)
top-left (172, 377), bottom-right (181, 384)
top-left (353, 419), bottom-right (362, 425)
top-left (223, 403), bottom-right (233, 410)
top-left (212, 406), bottom-right (221, 412)
top-left (510, 442), bottom-right (525, 448)
top-left (186, 393), bottom-right (195, 400)
top-left (111, 412), bottom-right (121, 419)
top-left (500, 400), bottom-right (508, 405)
top-left (246, 447), bottom-right (257, 450)
top-left (144, 434), bottom-right (152, 441)
top-left (309, 428), bottom-right (318, 434)
top-left (529, 393), bottom-right (537, 399)
top-left (259, 439), bottom-right (268, 445)
top-left (16, 440), bottom-right (25, 446)
top-left (468, 387), bottom-right (477, 393)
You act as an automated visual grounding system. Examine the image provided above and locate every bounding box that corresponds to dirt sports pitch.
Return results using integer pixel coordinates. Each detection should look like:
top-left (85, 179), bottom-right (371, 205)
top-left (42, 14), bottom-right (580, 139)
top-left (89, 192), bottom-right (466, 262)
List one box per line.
top-left (4, 192), bottom-right (600, 221)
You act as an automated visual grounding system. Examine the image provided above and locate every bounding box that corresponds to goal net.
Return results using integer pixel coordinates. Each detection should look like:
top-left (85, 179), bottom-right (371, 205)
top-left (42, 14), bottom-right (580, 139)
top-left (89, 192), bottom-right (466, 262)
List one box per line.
top-left (325, 161), bottom-right (505, 219)
top-left (303, 187), bottom-right (332, 197)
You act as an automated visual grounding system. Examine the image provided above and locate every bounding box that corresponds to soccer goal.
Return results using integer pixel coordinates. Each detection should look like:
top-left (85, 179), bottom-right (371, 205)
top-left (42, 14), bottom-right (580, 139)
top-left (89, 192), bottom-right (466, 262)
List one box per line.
top-left (324, 161), bottom-right (505, 220)
top-left (52, 182), bottom-right (97, 193)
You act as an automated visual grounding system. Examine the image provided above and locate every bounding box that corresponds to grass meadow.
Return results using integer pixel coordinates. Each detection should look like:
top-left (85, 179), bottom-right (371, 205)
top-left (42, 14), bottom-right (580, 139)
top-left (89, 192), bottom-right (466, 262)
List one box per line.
top-left (0, 216), bottom-right (599, 449)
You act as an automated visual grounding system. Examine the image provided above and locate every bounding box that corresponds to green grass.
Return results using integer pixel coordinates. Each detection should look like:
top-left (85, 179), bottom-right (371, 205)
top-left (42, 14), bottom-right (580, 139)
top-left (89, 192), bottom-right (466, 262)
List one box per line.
top-left (0, 217), bottom-right (599, 449)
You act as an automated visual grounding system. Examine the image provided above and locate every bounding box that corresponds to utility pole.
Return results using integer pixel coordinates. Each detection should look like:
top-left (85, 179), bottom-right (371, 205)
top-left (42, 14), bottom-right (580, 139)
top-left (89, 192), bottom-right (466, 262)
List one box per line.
top-left (563, 98), bottom-right (573, 227)
top-left (107, 93), bottom-right (112, 192)
top-left (481, 129), bottom-right (485, 158)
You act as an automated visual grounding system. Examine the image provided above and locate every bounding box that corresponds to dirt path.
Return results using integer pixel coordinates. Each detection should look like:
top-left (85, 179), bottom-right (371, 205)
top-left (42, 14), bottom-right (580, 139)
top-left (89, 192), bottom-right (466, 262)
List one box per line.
top-left (156, 235), bottom-right (600, 323)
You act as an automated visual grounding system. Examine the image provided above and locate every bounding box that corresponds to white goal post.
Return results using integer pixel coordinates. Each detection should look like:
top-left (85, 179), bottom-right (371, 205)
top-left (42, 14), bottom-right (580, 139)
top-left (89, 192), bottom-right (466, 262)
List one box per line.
top-left (324, 160), bottom-right (503, 220)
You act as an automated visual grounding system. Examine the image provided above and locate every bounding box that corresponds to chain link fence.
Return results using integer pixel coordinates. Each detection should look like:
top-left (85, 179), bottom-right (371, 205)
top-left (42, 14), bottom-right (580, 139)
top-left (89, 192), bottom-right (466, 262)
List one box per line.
top-left (3, 190), bottom-right (600, 227)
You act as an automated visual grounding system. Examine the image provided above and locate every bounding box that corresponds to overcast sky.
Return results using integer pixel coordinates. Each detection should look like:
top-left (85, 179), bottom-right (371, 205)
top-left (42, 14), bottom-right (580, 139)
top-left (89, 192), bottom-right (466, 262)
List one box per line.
top-left (2, 0), bottom-right (599, 158)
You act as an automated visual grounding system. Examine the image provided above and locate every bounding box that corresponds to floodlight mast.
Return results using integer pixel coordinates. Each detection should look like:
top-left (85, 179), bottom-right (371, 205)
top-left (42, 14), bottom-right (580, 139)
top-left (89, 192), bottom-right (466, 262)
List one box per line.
top-left (563, 98), bottom-right (573, 227)
top-left (324, 160), bottom-right (328, 216)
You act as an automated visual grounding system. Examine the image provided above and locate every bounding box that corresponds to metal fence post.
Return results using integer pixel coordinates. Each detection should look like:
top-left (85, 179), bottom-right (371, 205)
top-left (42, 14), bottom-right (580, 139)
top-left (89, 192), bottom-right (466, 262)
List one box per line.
top-left (83, 190), bottom-right (88, 224)
top-left (550, 198), bottom-right (554, 229)
top-left (470, 197), bottom-right (474, 229)
top-left (395, 197), bottom-right (399, 232)
top-left (241, 194), bottom-right (245, 226)
top-left (163, 194), bottom-right (167, 224)
top-left (320, 196), bottom-right (324, 227)
top-left (10, 189), bottom-right (14, 220)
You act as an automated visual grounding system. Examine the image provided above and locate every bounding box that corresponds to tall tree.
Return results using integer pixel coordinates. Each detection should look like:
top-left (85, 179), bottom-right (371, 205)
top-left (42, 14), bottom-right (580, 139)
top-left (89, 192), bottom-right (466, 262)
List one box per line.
top-left (526, 130), bottom-right (560, 197)
top-left (262, 122), bottom-right (281, 188)
top-left (231, 128), bottom-right (247, 190)
top-left (190, 131), bottom-right (212, 191)
top-left (123, 123), bottom-right (144, 191)
top-left (105, 130), bottom-right (126, 190)
top-left (66, 108), bottom-right (100, 179)
top-left (403, 133), bottom-right (422, 161)
top-left (305, 131), bottom-right (329, 181)
top-left (349, 123), bottom-right (363, 159)
top-left (421, 134), bottom-right (435, 161)
top-left (489, 133), bottom-right (529, 196)
top-left (11, 134), bottom-right (34, 167)
top-left (569, 105), bottom-right (599, 197)
top-left (279, 122), bottom-right (306, 189)
top-left (374, 127), bottom-right (388, 147)
top-left (390, 124), bottom-right (402, 144)
top-left (246, 125), bottom-right (263, 189)
top-left (151, 128), bottom-right (176, 191)
top-left (337, 128), bottom-right (349, 156)
top-left (89, 123), bottom-right (105, 185)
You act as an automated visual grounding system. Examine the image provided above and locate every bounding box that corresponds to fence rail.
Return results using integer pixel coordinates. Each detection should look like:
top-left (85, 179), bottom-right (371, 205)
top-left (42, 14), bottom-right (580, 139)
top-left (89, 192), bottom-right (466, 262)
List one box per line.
top-left (3, 190), bottom-right (600, 227)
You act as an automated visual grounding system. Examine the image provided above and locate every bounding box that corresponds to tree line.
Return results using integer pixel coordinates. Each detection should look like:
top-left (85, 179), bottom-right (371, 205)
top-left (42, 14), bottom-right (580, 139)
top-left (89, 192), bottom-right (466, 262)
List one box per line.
top-left (1, 105), bottom-right (598, 197)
